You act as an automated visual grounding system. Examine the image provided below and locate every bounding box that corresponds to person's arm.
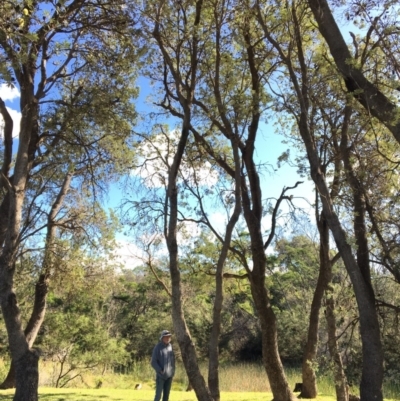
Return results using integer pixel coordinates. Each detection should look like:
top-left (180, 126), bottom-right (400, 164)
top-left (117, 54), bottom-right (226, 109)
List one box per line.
top-left (151, 344), bottom-right (163, 373)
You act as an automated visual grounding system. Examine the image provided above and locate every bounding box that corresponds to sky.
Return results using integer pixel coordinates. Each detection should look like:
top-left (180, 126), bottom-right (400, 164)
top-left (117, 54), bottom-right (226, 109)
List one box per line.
top-left (0, 84), bottom-right (21, 138)
top-left (0, 75), bottom-right (315, 269)
top-left (107, 75), bottom-right (316, 268)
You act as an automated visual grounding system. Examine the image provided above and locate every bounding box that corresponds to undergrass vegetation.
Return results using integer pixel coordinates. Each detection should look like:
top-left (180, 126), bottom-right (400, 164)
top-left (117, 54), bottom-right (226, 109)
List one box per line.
top-left (0, 360), bottom-right (398, 400)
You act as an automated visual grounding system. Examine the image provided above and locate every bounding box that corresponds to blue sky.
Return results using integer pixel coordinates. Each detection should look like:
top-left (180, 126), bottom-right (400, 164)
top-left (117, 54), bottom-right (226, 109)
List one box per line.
top-left (0, 66), bottom-right (315, 269)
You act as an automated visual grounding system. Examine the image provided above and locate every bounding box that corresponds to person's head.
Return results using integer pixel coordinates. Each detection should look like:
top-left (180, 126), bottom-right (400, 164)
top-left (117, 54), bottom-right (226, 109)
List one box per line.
top-left (159, 329), bottom-right (172, 344)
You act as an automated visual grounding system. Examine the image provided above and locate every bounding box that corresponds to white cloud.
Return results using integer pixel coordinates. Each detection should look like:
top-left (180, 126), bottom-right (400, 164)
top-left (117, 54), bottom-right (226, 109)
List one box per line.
top-left (0, 84), bottom-right (20, 101)
top-left (134, 129), bottom-right (220, 188)
top-left (113, 239), bottom-right (145, 270)
top-left (0, 107), bottom-right (21, 138)
top-left (0, 84), bottom-right (21, 138)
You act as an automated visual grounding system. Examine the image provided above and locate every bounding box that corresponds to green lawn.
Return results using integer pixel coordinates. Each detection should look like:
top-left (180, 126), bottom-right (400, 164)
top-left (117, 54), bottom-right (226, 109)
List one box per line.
top-left (0, 388), bottom-right (398, 401)
top-left (0, 388), bottom-right (337, 401)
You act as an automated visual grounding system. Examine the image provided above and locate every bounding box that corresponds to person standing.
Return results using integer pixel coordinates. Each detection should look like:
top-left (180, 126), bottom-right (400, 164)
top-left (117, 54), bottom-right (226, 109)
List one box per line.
top-left (151, 330), bottom-right (175, 401)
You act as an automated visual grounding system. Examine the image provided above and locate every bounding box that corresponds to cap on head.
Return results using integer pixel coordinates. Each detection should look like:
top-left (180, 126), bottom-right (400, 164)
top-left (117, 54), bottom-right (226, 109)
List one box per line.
top-left (160, 330), bottom-right (172, 340)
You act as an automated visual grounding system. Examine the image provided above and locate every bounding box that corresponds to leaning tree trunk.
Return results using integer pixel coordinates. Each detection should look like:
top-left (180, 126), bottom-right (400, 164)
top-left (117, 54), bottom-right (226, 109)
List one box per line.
top-left (298, 110), bottom-right (383, 401)
top-left (0, 170), bottom-right (71, 389)
top-left (240, 147), bottom-right (295, 401)
top-left (300, 212), bottom-right (330, 398)
top-left (247, 240), bottom-right (295, 401)
top-left (0, 275), bottom-right (48, 389)
top-left (339, 104), bottom-right (382, 401)
top-left (307, 0), bottom-right (400, 144)
top-left (325, 285), bottom-right (348, 401)
top-left (0, 85), bottom-right (41, 401)
top-left (165, 122), bottom-right (214, 401)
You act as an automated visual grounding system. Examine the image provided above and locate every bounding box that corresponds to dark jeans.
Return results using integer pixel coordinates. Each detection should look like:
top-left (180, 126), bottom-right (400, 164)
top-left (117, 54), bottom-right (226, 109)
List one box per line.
top-left (154, 375), bottom-right (173, 401)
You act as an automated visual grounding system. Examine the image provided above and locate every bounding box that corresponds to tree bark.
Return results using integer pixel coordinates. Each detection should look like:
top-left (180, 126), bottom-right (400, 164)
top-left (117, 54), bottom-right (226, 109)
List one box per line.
top-left (0, 170), bottom-right (72, 389)
top-left (300, 212), bottom-right (330, 398)
top-left (153, 1), bottom-right (214, 399)
top-left (0, 62), bottom-right (42, 399)
top-left (240, 146), bottom-right (295, 401)
top-left (325, 287), bottom-right (348, 401)
top-left (339, 105), bottom-right (383, 401)
top-left (14, 349), bottom-right (39, 401)
top-left (257, 2), bottom-right (384, 395)
top-left (166, 122), bottom-right (213, 401)
top-left (319, 212), bottom-right (348, 401)
top-left (0, 97), bottom-right (13, 192)
top-left (208, 139), bottom-right (242, 401)
top-left (0, 276), bottom-right (49, 389)
top-left (298, 109), bottom-right (383, 401)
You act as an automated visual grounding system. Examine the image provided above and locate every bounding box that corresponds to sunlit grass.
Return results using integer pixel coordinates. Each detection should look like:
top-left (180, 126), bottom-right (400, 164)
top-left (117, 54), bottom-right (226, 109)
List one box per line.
top-left (0, 360), bottom-right (398, 400)
top-left (0, 388), bottom-right (335, 401)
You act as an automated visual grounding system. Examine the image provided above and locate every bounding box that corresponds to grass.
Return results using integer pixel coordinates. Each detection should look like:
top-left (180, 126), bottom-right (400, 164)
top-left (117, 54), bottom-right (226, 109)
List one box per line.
top-left (0, 361), bottom-right (398, 400)
top-left (0, 388), bottom-right (336, 401)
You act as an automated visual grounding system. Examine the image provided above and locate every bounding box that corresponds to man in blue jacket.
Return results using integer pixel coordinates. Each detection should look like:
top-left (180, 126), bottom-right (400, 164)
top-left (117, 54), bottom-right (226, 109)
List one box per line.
top-left (151, 330), bottom-right (176, 401)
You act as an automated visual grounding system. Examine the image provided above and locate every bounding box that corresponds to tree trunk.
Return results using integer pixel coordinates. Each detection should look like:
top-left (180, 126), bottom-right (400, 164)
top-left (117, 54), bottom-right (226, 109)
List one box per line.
top-left (325, 287), bottom-right (348, 401)
top-left (319, 210), bottom-right (348, 401)
top-left (0, 275), bottom-right (49, 389)
top-left (166, 123), bottom-right (214, 401)
top-left (0, 193), bottom-right (10, 247)
top-left (307, 0), bottom-right (400, 143)
top-left (298, 109), bottom-right (383, 401)
top-left (300, 212), bottom-right (330, 398)
top-left (208, 140), bottom-right (241, 401)
top-left (14, 349), bottom-right (39, 401)
top-left (247, 244), bottom-right (295, 401)
top-left (0, 78), bottom-right (41, 400)
top-left (0, 286), bottom-right (39, 401)
top-left (338, 109), bottom-right (383, 401)
top-left (0, 168), bottom-right (69, 389)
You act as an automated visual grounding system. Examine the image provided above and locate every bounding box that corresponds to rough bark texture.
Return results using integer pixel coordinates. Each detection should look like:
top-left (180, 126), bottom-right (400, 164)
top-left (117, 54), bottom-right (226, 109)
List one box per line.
top-left (240, 146), bottom-right (295, 401)
top-left (14, 350), bottom-right (39, 401)
top-left (325, 288), bottom-right (348, 401)
top-left (300, 213), bottom-right (330, 399)
top-left (208, 140), bottom-right (241, 401)
top-left (319, 213), bottom-right (348, 401)
top-left (299, 109), bottom-right (383, 401)
top-left (166, 122), bottom-right (213, 401)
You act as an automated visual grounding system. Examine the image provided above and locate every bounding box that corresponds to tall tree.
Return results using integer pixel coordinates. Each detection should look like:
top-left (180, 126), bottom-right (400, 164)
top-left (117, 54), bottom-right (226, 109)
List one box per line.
top-left (254, 1), bottom-right (384, 400)
top-left (0, 0), bottom-right (138, 399)
top-left (140, 1), bottom-right (215, 400)
top-left (307, 0), bottom-right (400, 144)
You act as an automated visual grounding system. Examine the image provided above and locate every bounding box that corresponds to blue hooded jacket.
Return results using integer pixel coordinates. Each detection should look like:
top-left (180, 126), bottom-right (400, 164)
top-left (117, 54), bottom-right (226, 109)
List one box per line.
top-left (151, 333), bottom-right (175, 379)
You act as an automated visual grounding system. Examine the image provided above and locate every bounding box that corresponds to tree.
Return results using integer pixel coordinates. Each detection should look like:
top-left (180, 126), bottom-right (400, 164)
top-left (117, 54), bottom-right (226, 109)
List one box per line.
top-left (139, 1), bottom-right (216, 400)
top-left (307, 0), bottom-right (400, 144)
top-left (39, 255), bottom-right (128, 388)
top-left (254, 1), bottom-right (384, 399)
top-left (0, 0), bottom-right (138, 398)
